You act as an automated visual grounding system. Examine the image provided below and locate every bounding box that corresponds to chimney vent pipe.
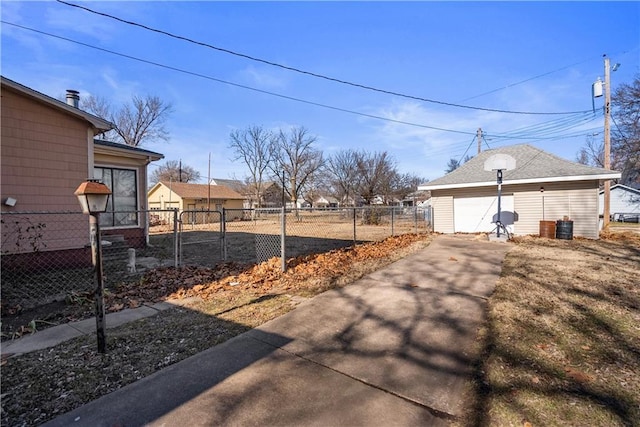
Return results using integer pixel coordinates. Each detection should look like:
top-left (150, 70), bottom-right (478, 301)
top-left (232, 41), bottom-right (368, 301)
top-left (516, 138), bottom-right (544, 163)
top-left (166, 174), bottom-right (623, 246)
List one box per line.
top-left (66, 90), bottom-right (80, 108)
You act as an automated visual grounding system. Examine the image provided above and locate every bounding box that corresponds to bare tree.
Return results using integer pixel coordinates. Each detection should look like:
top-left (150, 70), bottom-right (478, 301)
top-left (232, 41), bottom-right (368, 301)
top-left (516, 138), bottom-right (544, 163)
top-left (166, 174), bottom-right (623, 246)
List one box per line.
top-left (300, 168), bottom-right (332, 208)
top-left (83, 94), bottom-right (172, 147)
top-left (82, 95), bottom-right (119, 141)
top-left (355, 151), bottom-right (396, 205)
top-left (576, 135), bottom-right (604, 167)
top-left (229, 126), bottom-right (275, 208)
top-left (390, 172), bottom-right (424, 203)
top-left (612, 74), bottom-right (640, 187)
top-left (151, 160), bottom-right (201, 184)
top-left (327, 149), bottom-right (360, 206)
top-left (270, 126), bottom-right (324, 208)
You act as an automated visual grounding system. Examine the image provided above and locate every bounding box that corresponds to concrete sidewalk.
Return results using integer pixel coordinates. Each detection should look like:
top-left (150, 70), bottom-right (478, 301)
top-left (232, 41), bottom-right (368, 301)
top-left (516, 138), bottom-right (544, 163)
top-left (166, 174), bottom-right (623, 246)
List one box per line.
top-left (41, 234), bottom-right (511, 427)
top-left (1, 299), bottom-right (196, 357)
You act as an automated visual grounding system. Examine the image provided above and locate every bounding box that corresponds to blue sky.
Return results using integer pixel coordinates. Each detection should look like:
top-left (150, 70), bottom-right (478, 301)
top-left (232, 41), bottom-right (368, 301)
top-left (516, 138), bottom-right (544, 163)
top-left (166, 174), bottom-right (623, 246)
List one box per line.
top-left (2, 1), bottom-right (639, 182)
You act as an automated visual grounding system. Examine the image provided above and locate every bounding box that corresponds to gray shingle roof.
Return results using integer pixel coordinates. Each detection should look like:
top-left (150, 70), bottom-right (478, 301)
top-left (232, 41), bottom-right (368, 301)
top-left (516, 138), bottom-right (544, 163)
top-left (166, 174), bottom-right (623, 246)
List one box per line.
top-left (420, 144), bottom-right (620, 190)
top-left (210, 178), bottom-right (246, 193)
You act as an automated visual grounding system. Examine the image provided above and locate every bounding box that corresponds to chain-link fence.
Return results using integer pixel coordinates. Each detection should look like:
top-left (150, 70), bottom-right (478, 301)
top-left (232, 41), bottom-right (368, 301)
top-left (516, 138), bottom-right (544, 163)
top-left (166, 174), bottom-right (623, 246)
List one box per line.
top-left (178, 210), bottom-right (223, 268)
top-left (1, 206), bottom-right (431, 309)
top-left (1, 212), bottom-right (93, 309)
top-left (223, 206), bottom-right (431, 265)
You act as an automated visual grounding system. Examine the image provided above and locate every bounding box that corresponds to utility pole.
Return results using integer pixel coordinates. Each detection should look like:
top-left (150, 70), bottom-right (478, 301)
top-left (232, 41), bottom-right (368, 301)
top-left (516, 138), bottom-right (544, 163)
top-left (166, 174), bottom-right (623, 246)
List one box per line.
top-left (477, 128), bottom-right (483, 155)
top-left (603, 55), bottom-right (612, 229)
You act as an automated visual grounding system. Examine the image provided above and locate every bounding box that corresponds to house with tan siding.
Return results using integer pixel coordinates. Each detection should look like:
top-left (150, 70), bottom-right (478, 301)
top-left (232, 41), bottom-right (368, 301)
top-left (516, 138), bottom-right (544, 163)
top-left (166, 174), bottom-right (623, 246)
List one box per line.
top-left (1, 76), bottom-right (163, 263)
top-left (418, 144), bottom-right (620, 239)
top-left (147, 181), bottom-right (245, 214)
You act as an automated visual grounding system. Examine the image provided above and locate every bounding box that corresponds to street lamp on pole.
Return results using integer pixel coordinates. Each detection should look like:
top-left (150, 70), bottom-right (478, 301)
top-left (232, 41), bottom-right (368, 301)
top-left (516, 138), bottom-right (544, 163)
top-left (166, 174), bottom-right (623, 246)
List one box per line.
top-left (75, 179), bottom-right (111, 353)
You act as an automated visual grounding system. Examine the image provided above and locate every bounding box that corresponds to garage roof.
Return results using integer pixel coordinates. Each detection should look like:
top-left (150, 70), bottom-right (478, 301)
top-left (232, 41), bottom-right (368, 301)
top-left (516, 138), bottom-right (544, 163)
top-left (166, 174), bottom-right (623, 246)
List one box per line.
top-left (419, 144), bottom-right (621, 191)
top-left (155, 181), bottom-right (245, 200)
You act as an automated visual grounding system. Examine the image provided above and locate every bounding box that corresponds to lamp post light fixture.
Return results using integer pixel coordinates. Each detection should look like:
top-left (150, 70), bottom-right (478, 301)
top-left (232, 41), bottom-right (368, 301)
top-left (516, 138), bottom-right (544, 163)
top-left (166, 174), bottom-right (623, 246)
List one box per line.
top-left (75, 179), bottom-right (112, 353)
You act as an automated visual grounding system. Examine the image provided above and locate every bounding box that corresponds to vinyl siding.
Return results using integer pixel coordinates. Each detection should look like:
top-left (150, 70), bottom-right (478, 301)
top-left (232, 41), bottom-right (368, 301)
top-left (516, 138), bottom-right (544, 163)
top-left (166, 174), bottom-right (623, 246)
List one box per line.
top-left (430, 192), bottom-right (454, 233)
top-left (513, 181), bottom-right (600, 239)
top-left (430, 180), bottom-right (600, 239)
top-left (598, 187), bottom-right (640, 215)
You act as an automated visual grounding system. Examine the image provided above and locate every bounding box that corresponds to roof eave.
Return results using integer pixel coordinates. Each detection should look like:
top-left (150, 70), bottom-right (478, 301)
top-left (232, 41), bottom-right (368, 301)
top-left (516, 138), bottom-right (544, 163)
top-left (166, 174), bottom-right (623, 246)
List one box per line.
top-left (94, 143), bottom-right (164, 162)
top-left (1, 76), bottom-right (114, 133)
top-left (418, 173), bottom-right (621, 191)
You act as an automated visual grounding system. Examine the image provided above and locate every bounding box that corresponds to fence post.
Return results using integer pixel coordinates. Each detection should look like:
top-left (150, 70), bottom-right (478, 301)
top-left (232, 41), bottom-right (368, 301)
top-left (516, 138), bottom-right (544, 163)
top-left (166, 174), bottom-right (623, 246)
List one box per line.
top-left (281, 206), bottom-right (286, 272)
top-left (353, 207), bottom-right (357, 243)
top-left (391, 206), bottom-right (395, 236)
top-left (430, 206), bottom-right (434, 232)
top-left (221, 208), bottom-right (227, 261)
top-left (414, 205), bottom-right (418, 234)
top-left (173, 209), bottom-right (179, 267)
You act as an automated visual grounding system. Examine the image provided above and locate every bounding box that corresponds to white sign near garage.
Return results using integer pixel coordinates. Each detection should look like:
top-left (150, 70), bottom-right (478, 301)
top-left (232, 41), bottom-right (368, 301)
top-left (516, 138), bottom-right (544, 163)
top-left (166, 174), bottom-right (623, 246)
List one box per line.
top-left (453, 195), bottom-right (514, 233)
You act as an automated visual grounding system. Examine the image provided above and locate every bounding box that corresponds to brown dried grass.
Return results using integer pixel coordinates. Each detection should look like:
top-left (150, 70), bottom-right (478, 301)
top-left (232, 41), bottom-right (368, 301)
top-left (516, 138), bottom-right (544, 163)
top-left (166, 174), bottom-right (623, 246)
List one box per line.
top-left (461, 234), bottom-right (640, 426)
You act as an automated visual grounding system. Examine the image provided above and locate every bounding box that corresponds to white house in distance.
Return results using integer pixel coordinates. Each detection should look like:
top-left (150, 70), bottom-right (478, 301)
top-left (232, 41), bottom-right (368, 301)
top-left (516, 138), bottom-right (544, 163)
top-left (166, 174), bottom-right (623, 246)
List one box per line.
top-left (419, 144), bottom-right (621, 239)
top-left (599, 184), bottom-right (640, 219)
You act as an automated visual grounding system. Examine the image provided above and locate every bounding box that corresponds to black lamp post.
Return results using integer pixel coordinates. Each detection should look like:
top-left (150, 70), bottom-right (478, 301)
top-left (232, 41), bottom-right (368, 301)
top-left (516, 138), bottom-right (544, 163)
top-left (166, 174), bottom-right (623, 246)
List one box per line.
top-left (75, 179), bottom-right (112, 353)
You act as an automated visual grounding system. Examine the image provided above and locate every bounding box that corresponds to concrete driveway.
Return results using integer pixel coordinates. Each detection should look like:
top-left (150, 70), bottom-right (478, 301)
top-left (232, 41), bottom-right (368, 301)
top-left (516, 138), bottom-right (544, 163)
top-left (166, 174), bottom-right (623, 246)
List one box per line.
top-left (44, 234), bottom-right (511, 427)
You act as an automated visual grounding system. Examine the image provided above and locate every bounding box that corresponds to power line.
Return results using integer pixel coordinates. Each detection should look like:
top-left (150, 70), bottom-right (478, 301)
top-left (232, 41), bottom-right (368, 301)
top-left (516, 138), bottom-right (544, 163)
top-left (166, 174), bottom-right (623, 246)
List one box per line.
top-left (2, 21), bottom-right (476, 136)
top-left (456, 137), bottom-right (475, 165)
top-left (460, 56), bottom-right (598, 101)
top-left (55, 0), bottom-right (593, 116)
top-left (487, 111), bottom-right (601, 140)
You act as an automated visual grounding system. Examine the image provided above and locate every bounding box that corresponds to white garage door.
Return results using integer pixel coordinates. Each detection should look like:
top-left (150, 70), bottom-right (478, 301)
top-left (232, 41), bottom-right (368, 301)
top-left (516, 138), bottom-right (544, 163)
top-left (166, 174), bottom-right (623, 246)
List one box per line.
top-left (453, 195), bottom-right (514, 233)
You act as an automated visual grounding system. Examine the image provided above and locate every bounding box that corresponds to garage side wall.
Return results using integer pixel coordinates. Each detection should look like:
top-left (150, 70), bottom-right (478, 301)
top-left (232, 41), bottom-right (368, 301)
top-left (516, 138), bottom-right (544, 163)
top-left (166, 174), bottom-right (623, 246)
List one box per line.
top-left (430, 193), bottom-right (454, 233)
top-left (512, 181), bottom-right (600, 239)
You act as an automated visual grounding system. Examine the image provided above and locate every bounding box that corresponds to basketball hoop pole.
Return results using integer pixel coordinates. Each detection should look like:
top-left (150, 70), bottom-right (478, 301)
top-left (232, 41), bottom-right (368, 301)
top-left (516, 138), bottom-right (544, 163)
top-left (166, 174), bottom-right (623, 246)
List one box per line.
top-left (496, 169), bottom-right (503, 237)
top-left (484, 153), bottom-right (516, 240)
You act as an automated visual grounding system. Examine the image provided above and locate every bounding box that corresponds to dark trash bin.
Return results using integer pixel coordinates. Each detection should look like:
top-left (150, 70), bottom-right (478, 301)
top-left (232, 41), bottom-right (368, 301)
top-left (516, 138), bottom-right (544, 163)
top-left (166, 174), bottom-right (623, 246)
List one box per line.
top-left (556, 220), bottom-right (573, 240)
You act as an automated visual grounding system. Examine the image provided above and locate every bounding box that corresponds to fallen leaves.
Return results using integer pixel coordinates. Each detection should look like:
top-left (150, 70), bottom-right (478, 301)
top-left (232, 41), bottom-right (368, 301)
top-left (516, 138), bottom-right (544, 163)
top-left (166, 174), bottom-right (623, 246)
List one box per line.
top-left (98, 234), bottom-right (430, 314)
top-left (564, 367), bottom-right (593, 384)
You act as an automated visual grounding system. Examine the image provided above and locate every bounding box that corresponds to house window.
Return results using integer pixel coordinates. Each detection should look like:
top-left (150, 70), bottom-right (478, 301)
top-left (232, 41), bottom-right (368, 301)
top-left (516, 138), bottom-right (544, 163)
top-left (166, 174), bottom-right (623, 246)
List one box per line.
top-left (94, 167), bottom-right (138, 227)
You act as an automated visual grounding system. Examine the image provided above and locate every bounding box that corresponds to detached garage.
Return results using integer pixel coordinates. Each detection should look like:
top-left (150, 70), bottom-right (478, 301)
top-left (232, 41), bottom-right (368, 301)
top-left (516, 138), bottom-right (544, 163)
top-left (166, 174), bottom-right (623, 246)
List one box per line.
top-left (419, 144), bottom-right (620, 239)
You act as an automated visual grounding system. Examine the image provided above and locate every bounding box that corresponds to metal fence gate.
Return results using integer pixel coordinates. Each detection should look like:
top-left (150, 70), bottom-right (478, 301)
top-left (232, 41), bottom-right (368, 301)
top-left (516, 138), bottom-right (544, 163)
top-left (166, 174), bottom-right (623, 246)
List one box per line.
top-left (178, 210), bottom-right (223, 268)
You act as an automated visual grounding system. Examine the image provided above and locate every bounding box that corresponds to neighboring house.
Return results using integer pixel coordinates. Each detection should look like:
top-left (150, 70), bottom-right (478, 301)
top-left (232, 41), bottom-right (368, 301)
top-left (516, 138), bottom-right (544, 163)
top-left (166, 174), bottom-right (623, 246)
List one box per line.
top-left (599, 184), bottom-right (640, 218)
top-left (251, 181), bottom-right (283, 208)
top-left (1, 76), bottom-right (163, 266)
top-left (210, 178), bottom-right (283, 208)
top-left (418, 144), bottom-right (620, 239)
top-left (209, 178), bottom-right (247, 194)
top-left (147, 181), bottom-right (245, 213)
top-left (314, 195), bottom-right (339, 208)
top-left (245, 181), bottom-right (283, 208)
top-left (371, 195), bottom-right (401, 206)
top-left (402, 190), bottom-right (430, 207)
